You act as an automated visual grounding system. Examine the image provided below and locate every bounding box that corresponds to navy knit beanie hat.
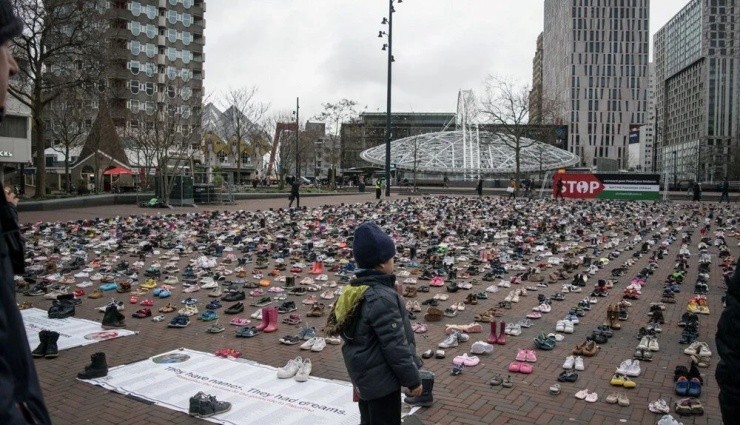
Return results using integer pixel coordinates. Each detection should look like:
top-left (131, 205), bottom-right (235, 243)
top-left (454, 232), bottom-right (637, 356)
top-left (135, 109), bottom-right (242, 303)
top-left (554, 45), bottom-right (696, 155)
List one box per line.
top-left (0, 0), bottom-right (22, 45)
top-left (353, 222), bottom-right (395, 269)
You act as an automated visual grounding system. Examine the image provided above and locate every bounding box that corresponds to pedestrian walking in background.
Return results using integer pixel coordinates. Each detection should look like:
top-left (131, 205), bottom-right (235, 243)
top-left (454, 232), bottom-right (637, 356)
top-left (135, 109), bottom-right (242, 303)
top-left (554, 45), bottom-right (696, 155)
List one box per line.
top-left (554, 178), bottom-right (565, 200)
top-left (288, 176), bottom-right (300, 208)
top-left (507, 178), bottom-right (517, 199)
top-left (693, 182), bottom-right (702, 202)
top-left (720, 177), bottom-right (730, 203)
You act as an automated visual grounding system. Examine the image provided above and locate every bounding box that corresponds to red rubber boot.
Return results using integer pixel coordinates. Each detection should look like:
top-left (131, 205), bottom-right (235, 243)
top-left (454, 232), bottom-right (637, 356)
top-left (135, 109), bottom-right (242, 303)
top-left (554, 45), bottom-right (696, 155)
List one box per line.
top-left (497, 321), bottom-right (506, 345)
top-left (255, 307), bottom-right (270, 331)
top-left (487, 320), bottom-right (497, 344)
top-left (264, 307), bottom-right (279, 333)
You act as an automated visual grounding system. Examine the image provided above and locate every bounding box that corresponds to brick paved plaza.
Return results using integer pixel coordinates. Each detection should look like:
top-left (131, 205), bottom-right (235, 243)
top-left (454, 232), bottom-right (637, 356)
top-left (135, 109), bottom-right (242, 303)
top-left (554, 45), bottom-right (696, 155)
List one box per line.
top-left (16, 193), bottom-right (737, 425)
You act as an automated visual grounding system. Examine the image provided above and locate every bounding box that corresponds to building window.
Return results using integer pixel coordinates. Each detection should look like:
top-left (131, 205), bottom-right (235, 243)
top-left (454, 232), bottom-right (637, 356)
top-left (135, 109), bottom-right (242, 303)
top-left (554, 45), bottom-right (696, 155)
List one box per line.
top-left (167, 11), bottom-right (192, 27)
top-left (181, 86), bottom-right (192, 100)
top-left (242, 153), bottom-right (251, 164)
top-left (130, 41), bottom-right (141, 55)
top-left (217, 152), bottom-right (227, 163)
top-left (166, 66), bottom-right (177, 80)
top-left (142, 82), bottom-right (155, 96)
top-left (170, 0), bottom-right (194, 7)
top-left (0, 116), bottom-right (27, 138)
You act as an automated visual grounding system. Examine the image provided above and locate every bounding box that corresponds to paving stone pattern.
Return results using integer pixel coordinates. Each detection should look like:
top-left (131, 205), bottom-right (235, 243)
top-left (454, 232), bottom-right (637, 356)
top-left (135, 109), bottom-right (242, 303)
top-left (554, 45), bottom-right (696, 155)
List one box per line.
top-left (15, 195), bottom-right (738, 425)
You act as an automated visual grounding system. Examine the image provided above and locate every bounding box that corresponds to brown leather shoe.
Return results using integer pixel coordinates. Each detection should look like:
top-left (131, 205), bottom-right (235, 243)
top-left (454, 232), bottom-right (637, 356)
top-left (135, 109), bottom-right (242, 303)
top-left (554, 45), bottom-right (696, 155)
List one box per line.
top-left (424, 307), bottom-right (443, 322)
top-left (403, 286), bottom-right (418, 298)
top-left (610, 308), bottom-right (622, 330)
top-left (582, 340), bottom-right (599, 357)
top-left (88, 289), bottom-right (104, 299)
top-left (306, 303), bottom-right (325, 317)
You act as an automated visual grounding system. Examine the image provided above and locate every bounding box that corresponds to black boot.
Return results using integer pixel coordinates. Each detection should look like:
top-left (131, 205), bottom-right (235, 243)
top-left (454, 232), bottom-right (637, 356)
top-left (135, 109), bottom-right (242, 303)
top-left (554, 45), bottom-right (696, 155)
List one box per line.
top-left (77, 352), bottom-right (108, 379)
top-left (404, 370), bottom-right (435, 407)
top-left (44, 331), bottom-right (60, 358)
top-left (32, 330), bottom-right (49, 358)
top-left (102, 305), bottom-right (126, 329)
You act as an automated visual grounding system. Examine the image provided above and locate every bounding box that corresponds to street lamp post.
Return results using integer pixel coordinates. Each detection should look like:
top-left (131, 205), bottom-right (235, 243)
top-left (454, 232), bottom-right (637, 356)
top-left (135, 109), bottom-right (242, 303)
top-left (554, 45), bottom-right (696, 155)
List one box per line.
top-left (379, 0), bottom-right (401, 197)
top-left (672, 150), bottom-right (677, 189)
top-left (292, 97), bottom-right (300, 178)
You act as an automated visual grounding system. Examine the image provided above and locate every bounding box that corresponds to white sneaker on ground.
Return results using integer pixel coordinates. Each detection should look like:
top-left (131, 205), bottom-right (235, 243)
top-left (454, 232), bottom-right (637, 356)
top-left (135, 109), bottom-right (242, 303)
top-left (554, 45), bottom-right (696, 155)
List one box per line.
top-left (563, 355), bottom-right (575, 369)
top-left (277, 356), bottom-right (302, 379)
top-left (295, 359), bottom-right (312, 382)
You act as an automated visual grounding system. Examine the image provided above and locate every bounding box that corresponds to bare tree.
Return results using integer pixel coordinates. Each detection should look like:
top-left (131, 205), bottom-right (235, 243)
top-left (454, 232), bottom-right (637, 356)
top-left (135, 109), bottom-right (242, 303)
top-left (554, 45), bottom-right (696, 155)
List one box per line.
top-left (313, 99), bottom-right (361, 186)
top-left (47, 88), bottom-right (91, 192)
top-left (480, 76), bottom-right (563, 190)
top-left (220, 87), bottom-right (269, 185)
top-left (127, 91), bottom-right (198, 206)
top-left (9, 0), bottom-right (106, 197)
top-left (480, 77), bottom-right (532, 189)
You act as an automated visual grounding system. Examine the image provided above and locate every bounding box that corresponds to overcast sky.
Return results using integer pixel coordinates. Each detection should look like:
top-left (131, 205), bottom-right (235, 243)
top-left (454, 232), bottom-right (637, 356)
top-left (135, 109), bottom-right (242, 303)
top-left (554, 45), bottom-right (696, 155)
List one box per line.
top-left (203, 1), bottom-right (688, 124)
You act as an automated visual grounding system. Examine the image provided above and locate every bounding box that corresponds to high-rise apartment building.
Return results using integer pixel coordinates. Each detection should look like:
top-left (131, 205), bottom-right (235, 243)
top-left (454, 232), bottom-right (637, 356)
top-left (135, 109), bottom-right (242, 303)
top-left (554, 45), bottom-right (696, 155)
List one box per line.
top-left (108, 0), bottom-right (205, 133)
top-left (654, 0), bottom-right (739, 182)
top-left (542, 0), bottom-right (650, 169)
top-left (47, 0), bottom-right (205, 147)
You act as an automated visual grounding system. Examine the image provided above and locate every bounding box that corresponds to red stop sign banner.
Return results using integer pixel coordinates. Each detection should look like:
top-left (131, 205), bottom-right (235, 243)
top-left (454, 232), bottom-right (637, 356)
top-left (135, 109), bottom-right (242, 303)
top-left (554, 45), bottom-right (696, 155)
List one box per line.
top-left (552, 174), bottom-right (604, 199)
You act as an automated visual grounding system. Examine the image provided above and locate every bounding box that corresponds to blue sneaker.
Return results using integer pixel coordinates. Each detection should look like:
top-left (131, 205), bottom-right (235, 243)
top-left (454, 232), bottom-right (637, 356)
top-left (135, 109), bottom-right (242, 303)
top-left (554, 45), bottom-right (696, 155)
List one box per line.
top-left (168, 314), bottom-right (190, 328)
top-left (297, 325), bottom-right (317, 340)
top-left (206, 300), bottom-right (222, 310)
top-left (199, 310), bottom-right (218, 321)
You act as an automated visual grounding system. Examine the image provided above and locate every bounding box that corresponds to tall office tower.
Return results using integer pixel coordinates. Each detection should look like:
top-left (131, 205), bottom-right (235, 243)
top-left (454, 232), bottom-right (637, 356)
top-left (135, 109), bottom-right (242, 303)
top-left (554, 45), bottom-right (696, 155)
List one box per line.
top-left (542, 0), bottom-right (650, 169)
top-left (529, 33), bottom-right (544, 125)
top-left (635, 62), bottom-right (656, 172)
top-left (654, 0), bottom-right (739, 182)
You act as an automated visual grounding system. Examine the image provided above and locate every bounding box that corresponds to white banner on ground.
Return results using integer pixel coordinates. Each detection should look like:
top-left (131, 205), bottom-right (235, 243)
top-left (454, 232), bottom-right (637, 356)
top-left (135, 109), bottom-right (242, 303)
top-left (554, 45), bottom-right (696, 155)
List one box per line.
top-left (21, 308), bottom-right (137, 351)
top-left (83, 348), bottom-right (362, 425)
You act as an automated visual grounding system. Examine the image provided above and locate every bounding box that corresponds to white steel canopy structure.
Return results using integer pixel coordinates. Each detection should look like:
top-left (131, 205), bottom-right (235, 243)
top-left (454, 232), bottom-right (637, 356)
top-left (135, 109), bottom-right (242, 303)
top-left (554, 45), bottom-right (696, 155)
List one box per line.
top-left (359, 130), bottom-right (581, 175)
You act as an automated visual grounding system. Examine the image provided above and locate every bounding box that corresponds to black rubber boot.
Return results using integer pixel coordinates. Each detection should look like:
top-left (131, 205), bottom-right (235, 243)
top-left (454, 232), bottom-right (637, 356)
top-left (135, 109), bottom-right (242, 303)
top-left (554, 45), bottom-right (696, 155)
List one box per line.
top-left (77, 352), bottom-right (108, 379)
top-left (102, 305), bottom-right (126, 329)
top-left (44, 331), bottom-right (60, 358)
top-left (32, 330), bottom-right (49, 358)
top-left (404, 370), bottom-right (435, 407)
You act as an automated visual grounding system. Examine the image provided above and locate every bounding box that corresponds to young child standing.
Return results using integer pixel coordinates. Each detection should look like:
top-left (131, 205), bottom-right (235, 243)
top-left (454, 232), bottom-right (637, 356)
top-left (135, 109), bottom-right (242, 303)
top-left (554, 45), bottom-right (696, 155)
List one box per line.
top-left (327, 222), bottom-right (424, 424)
